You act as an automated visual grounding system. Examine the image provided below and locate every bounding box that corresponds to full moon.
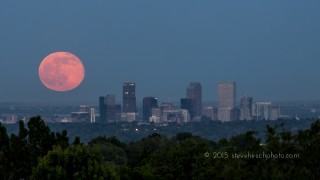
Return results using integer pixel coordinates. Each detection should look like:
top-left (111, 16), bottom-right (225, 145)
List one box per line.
top-left (39, 52), bottom-right (85, 92)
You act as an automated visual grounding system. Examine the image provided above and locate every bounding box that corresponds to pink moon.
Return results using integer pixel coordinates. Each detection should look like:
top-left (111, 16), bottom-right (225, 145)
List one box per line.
top-left (38, 52), bottom-right (85, 92)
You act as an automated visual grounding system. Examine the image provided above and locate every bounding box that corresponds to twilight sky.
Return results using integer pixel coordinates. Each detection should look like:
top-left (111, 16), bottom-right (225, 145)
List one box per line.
top-left (0, 0), bottom-right (320, 103)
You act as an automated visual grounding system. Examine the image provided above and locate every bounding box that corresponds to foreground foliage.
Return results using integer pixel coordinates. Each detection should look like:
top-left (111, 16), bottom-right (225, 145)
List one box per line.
top-left (0, 116), bottom-right (320, 179)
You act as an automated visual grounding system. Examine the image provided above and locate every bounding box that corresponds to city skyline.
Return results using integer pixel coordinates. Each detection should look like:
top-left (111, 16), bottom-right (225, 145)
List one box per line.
top-left (96, 81), bottom-right (285, 123)
top-left (1, 1), bottom-right (320, 102)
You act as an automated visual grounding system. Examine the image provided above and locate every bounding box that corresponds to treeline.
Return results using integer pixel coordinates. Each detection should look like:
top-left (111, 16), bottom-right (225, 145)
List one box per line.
top-left (3, 118), bottom-right (316, 143)
top-left (0, 116), bottom-right (320, 179)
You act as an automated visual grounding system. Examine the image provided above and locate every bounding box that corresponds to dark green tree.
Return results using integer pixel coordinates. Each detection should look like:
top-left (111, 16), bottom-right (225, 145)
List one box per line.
top-left (27, 116), bottom-right (56, 167)
top-left (31, 145), bottom-right (107, 180)
top-left (0, 123), bottom-right (10, 179)
top-left (6, 120), bottom-right (30, 179)
top-left (1, 116), bottom-right (71, 179)
top-left (55, 129), bottom-right (69, 149)
top-left (126, 133), bottom-right (169, 167)
top-left (89, 136), bottom-right (127, 165)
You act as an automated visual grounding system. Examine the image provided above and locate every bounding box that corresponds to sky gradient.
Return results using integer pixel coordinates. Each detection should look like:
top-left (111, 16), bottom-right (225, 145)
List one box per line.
top-left (1, 0), bottom-right (320, 103)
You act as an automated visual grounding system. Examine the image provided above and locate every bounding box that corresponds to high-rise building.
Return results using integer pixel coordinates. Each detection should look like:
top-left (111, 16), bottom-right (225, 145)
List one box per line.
top-left (253, 102), bottom-right (272, 120)
top-left (99, 96), bottom-right (107, 123)
top-left (100, 94), bottom-right (122, 123)
top-left (187, 82), bottom-right (202, 117)
top-left (240, 96), bottom-right (253, 120)
top-left (150, 106), bottom-right (190, 124)
top-left (143, 97), bottom-right (158, 121)
top-left (217, 82), bottom-right (237, 121)
top-left (123, 82), bottom-right (136, 113)
top-left (253, 102), bottom-right (279, 120)
top-left (106, 94), bottom-right (116, 105)
top-left (180, 98), bottom-right (196, 118)
top-left (106, 104), bottom-right (122, 122)
top-left (218, 82), bottom-right (236, 108)
top-left (202, 106), bottom-right (218, 120)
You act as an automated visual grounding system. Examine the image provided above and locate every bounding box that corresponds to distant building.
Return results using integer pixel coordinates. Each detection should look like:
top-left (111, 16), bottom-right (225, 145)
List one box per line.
top-left (70, 112), bottom-right (90, 122)
top-left (150, 103), bottom-right (190, 123)
top-left (90, 108), bottom-right (96, 123)
top-left (187, 82), bottom-right (202, 117)
top-left (106, 104), bottom-right (122, 122)
top-left (71, 105), bottom-right (91, 122)
top-left (180, 98), bottom-right (196, 119)
top-left (217, 82), bottom-right (237, 121)
top-left (164, 109), bottom-right (190, 123)
top-left (270, 107), bottom-right (280, 120)
top-left (252, 102), bottom-right (282, 121)
top-left (61, 116), bottom-right (72, 123)
top-left (99, 96), bottom-right (107, 123)
top-left (150, 107), bottom-right (162, 123)
top-left (159, 103), bottom-right (174, 109)
top-left (150, 108), bottom-right (190, 124)
top-left (253, 102), bottom-right (279, 120)
top-left (218, 107), bottom-right (232, 121)
top-left (231, 107), bottom-right (240, 121)
top-left (5, 114), bottom-right (17, 124)
top-left (121, 112), bottom-right (137, 122)
top-left (123, 83), bottom-right (136, 113)
top-left (143, 97), bottom-right (158, 121)
top-left (100, 94), bottom-right (122, 122)
top-left (240, 96), bottom-right (253, 120)
top-left (106, 94), bottom-right (116, 105)
top-left (202, 106), bottom-right (218, 120)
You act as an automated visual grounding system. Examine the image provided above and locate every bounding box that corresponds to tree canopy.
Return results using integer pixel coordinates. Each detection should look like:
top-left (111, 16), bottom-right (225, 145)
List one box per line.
top-left (0, 116), bottom-right (320, 179)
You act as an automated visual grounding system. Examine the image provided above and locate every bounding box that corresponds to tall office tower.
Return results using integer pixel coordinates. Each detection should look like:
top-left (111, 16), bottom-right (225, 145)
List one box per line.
top-left (143, 97), bottom-right (158, 121)
top-left (100, 94), bottom-right (122, 123)
top-left (217, 82), bottom-right (236, 121)
top-left (99, 96), bottom-right (107, 123)
top-left (104, 94), bottom-right (121, 122)
top-left (106, 104), bottom-right (122, 122)
top-left (123, 82), bottom-right (136, 113)
top-left (180, 98), bottom-right (196, 118)
top-left (187, 82), bottom-right (202, 117)
top-left (106, 94), bottom-right (116, 105)
top-left (239, 96), bottom-right (253, 120)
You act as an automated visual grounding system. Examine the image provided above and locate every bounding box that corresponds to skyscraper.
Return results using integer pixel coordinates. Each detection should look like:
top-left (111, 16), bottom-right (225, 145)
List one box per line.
top-left (99, 96), bottom-right (106, 123)
top-left (106, 104), bottom-right (121, 122)
top-left (217, 82), bottom-right (236, 121)
top-left (240, 96), bottom-right (253, 120)
top-left (143, 97), bottom-right (158, 121)
top-left (180, 98), bottom-right (196, 118)
top-left (253, 102), bottom-right (279, 120)
top-left (123, 82), bottom-right (136, 113)
top-left (253, 102), bottom-right (272, 120)
top-left (186, 82), bottom-right (202, 117)
top-left (202, 106), bottom-right (218, 120)
top-left (106, 94), bottom-right (116, 105)
top-left (100, 94), bottom-right (122, 123)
